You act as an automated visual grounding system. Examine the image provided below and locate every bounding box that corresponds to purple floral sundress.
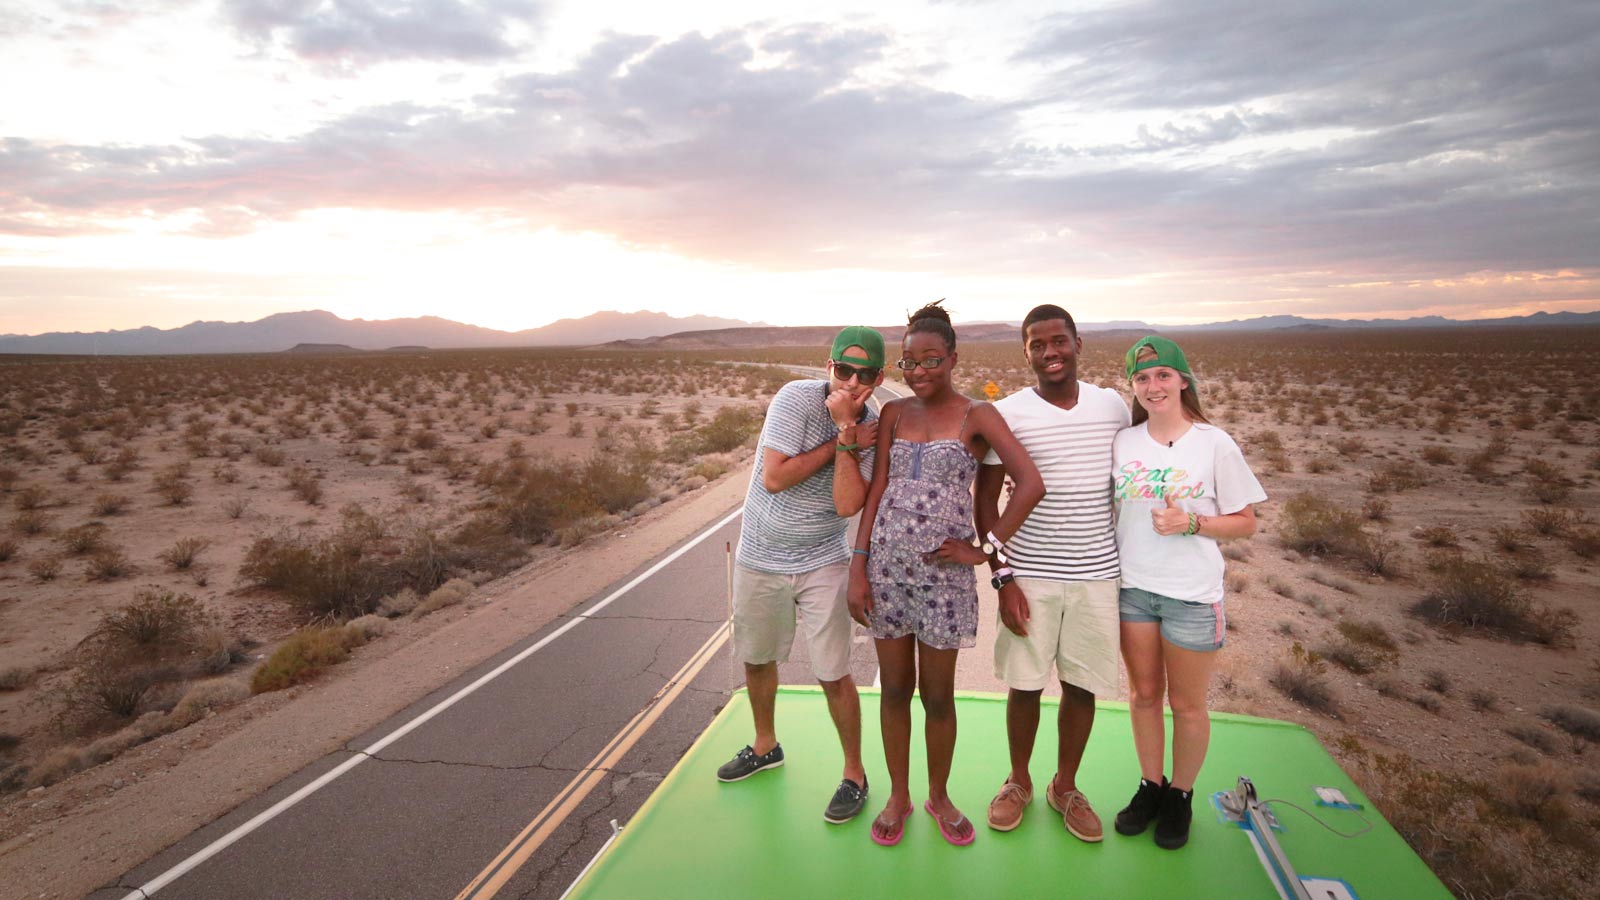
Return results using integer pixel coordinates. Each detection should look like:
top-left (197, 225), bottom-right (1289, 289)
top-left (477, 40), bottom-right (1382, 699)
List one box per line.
top-left (866, 408), bottom-right (980, 649)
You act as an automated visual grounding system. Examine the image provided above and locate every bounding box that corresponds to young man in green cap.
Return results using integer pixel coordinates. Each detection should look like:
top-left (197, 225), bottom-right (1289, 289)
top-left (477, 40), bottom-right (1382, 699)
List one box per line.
top-left (718, 325), bottom-right (884, 825)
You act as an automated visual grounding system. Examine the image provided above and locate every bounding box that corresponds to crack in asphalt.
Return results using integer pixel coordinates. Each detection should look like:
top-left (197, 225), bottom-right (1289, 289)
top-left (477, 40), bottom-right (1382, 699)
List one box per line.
top-left (363, 752), bottom-right (592, 776)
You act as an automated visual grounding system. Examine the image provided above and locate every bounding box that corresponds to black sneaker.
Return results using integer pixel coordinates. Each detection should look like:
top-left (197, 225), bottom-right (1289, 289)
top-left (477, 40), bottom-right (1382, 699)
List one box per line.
top-left (823, 776), bottom-right (868, 824)
top-left (1114, 776), bottom-right (1169, 836)
top-left (1153, 786), bottom-right (1194, 850)
top-left (716, 744), bottom-right (784, 782)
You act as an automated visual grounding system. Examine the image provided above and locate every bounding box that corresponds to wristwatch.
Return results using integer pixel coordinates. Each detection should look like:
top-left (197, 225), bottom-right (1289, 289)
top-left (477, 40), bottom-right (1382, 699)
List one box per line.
top-left (990, 567), bottom-right (1015, 590)
top-left (981, 530), bottom-right (1009, 565)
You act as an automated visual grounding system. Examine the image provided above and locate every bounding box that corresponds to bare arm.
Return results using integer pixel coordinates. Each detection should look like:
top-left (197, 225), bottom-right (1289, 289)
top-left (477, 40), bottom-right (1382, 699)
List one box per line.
top-left (830, 388), bottom-right (878, 516)
top-left (1150, 496), bottom-right (1259, 539)
top-left (847, 401), bottom-right (899, 625)
top-left (761, 442), bottom-right (834, 494)
top-left (973, 463), bottom-right (1007, 563)
top-left (975, 461), bottom-right (1031, 637)
top-left (971, 404), bottom-right (1044, 544)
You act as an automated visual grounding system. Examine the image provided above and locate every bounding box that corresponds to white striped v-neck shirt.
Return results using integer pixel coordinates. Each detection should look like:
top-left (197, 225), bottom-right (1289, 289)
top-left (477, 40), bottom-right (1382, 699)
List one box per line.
top-left (982, 383), bottom-right (1131, 581)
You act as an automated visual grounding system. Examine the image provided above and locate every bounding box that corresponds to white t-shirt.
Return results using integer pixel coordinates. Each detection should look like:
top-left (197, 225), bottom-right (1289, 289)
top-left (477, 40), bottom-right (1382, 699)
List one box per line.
top-left (982, 383), bottom-right (1131, 581)
top-left (1112, 422), bottom-right (1266, 604)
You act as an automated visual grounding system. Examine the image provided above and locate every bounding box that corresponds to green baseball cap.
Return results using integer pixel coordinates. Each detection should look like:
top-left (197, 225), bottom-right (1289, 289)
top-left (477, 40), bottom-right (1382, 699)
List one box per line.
top-left (831, 325), bottom-right (886, 367)
top-left (1125, 335), bottom-right (1197, 387)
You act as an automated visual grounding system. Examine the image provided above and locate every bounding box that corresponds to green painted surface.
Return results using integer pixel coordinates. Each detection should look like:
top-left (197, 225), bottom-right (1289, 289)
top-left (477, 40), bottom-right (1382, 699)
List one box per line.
top-left (567, 687), bottom-right (1450, 900)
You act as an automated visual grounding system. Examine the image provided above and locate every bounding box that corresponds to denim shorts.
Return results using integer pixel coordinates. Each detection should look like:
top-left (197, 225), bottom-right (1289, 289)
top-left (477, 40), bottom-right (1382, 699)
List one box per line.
top-left (1118, 587), bottom-right (1226, 652)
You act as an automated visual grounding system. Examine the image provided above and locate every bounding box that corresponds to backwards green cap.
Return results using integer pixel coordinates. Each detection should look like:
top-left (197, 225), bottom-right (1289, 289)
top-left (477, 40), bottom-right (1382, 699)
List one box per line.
top-left (831, 325), bottom-right (886, 367)
top-left (1124, 335), bottom-right (1196, 389)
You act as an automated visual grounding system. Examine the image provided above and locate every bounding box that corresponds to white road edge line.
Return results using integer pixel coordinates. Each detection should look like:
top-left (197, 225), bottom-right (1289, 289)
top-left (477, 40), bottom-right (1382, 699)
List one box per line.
top-left (121, 507), bottom-right (744, 900)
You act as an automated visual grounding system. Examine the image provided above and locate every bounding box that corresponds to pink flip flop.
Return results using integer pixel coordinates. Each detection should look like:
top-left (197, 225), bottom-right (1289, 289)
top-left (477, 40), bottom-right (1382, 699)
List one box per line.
top-left (924, 799), bottom-right (976, 846)
top-left (871, 803), bottom-right (913, 847)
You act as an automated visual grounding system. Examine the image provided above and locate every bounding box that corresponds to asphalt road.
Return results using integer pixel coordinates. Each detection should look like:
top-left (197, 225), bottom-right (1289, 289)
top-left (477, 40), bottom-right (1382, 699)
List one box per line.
top-left (96, 381), bottom-right (899, 900)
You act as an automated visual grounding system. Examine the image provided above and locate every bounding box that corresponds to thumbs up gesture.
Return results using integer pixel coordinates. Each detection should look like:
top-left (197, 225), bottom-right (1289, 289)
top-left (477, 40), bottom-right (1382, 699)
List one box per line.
top-left (1151, 491), bottom-right (1190, 536)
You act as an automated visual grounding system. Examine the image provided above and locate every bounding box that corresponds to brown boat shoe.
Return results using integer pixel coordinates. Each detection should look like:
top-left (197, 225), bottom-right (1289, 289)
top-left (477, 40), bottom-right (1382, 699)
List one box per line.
top-left (1046, 778), bottom-right (1104, 842)
top-left (986, 780), bottom-right (1033, 831)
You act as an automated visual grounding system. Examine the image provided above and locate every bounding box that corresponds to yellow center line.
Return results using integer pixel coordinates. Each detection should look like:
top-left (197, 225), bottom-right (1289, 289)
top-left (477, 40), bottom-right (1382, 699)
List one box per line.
top-left (454, 622), bottom-right (732, 900)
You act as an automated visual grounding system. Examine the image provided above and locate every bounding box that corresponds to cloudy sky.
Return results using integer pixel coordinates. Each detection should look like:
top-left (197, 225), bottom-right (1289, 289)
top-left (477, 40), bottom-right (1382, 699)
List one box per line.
top-left (2, 0), bottom-right (1597, 334)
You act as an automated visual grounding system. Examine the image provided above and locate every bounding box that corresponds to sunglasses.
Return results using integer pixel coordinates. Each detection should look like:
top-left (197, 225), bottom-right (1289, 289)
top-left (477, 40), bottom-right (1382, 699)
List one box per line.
top-left (896, 356), bottom-right (946, 370)
top-left (830, 361), bottom-right (883, 383)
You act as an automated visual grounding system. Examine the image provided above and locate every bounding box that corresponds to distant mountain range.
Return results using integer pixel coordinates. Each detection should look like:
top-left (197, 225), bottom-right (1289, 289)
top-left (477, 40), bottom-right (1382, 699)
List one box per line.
top-left (0, 309), bottom-right (756, 355)
top-left (1, 308), bottom-right (1595, 356)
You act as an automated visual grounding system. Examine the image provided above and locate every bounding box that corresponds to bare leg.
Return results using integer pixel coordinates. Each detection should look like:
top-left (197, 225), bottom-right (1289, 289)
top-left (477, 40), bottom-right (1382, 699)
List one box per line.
top-left (818, 675), bottom-right (865, 785)
top-left (1006, 688), bottom-right (1042, 792)
top-left (1055, 681), bottom-right (1095, 791)
top-left (745, 661), bottom-right (779, 756)
top-left (1120, 622), bottom-right (1167, 784)
top-left (871, 636), bottom-right (917, 841)
top-left (918, 642), bottom-right (972, 841)
top-left (1163, 640), bottom-right (1219, 792)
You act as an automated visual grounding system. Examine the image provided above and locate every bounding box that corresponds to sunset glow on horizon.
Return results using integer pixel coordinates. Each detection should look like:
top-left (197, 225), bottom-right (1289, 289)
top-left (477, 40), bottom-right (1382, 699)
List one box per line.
top-left (2, 1), bottom-right (1597, 337)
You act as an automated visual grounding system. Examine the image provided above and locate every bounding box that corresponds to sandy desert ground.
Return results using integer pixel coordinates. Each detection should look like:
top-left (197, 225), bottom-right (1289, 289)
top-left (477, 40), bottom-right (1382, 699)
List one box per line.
top-left (3, 327), bottom-right (1599, 899)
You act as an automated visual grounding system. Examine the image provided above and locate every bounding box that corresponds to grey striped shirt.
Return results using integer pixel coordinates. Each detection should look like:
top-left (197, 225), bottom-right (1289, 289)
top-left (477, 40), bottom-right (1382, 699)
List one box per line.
top-left (737, 380), bottom-right (878, 574)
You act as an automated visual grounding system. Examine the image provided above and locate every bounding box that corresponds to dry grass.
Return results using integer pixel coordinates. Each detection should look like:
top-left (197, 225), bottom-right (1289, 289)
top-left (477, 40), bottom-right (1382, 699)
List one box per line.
top-left (250, 625), bottom-right (366, 693)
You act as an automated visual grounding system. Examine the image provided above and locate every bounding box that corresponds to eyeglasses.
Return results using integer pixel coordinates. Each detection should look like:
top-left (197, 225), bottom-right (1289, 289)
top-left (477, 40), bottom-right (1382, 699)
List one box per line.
top-left (896, 356), bottom-right (945, 370)
top-left (830, 361), bottom-right (883, 384)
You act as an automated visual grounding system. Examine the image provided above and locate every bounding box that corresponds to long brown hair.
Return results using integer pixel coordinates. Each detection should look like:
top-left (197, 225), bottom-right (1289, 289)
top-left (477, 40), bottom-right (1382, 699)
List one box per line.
top-left (1129, 345), bottom-right (1210, 426)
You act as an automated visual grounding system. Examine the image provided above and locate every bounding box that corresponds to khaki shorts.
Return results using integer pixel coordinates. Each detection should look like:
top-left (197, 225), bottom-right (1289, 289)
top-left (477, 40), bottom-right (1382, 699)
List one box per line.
top-left (993, 577), bottom-right (1120, 696)
top-left (732, 563), bottom-right (854, 682)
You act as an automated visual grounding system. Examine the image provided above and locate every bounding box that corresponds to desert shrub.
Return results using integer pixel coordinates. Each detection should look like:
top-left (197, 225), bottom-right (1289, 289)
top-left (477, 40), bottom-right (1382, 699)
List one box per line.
top-left (1506, 724), bottom-right (1559, 755)
top-left (1269, 644), bottom-right (1336, 714)
top-left (91, 492), bottom-right (131, 516)
top-left (412, 578), bottom-right (473, 618)
top-left (1368, 460), bottom-right (1425, 493)
top-left (1350, 533), bottom-right (1401, 577)
top-left (1508, 548), bottom-right (1553, 581)
top-left (346, 614), bottom-right (390, 642)
top-left (582, 452), bottom-right (656, 514)
top-left (28, 554), bottom-right (62, 581)
top-left (250, 625), bottom-right (365, 693)
top-left (14, 485), bottom-right (49, 510)
top-left (1420, 445), bottom-right (1454, 465)
top-left (1414, 525), bottom-right (1458, 548)
top-left (1490, 524), bottom-right (1532, 554)
top-left (85, 545), bottom-right (131, 581)
top-left (0, 667), bottom-right (33, 691)
top-left (1541, 705), bottom-right (1600, 742)
top-left (1411, 692), bottom-right (1442, 714)
top-left (11, 510), bottom-right (49, 535)
top-left (152, 463), bottom-right (194, 506)
top-left (1361, 496), bottom-right (1390, 521)
top-left (1423, 669), bottom-right (1452, 694)
top-left (1280, 493), bottom-right (1366, 557)
top-left (1336, 618), bottom-right (1397, 650)
top-left (286, 466), bottom-right (324, 505)
top-left (0, 538), bottom-right (15, 562)
top-left (1522, 507), bottom-right (1584, 537)
top-left (169, 678), bottom-right (250, 727)
top-left (1565, 527), bottom-right (1600, 559)
top-left (222, 495), bottom-right (250, 519)
top-left (483, 458), bottom-right (601, 542)
top-left (377, 588), bottom-right (420, 617)
top-left (240, 528), bottom-right (396, 620)
top-left (158, 537), bottom-right (212, 571)
top-left (254, 445), bottom-right (286, 466)
top-left (98, 590), bottom-right (206, 651)
top-left (1410, 555), bottom-right (1575, 645)
top-left (1305, 455), bottom-right (1339, 474)
top-left (1319, 640), bottom-right (1388, 675)
top-left (1306, 570), bottom-right (1357, 594)
top-left (1468, 689), bottom-right (1498, 712)
top-left (57, 523), bottom-right (108, 556)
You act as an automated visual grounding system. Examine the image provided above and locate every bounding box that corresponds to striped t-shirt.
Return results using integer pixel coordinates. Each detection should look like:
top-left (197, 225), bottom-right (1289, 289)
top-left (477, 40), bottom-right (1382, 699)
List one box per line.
top-left (982, 383), bottom-right (1131, 581)
top-left (737, 380), bottom-right (878, 574)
